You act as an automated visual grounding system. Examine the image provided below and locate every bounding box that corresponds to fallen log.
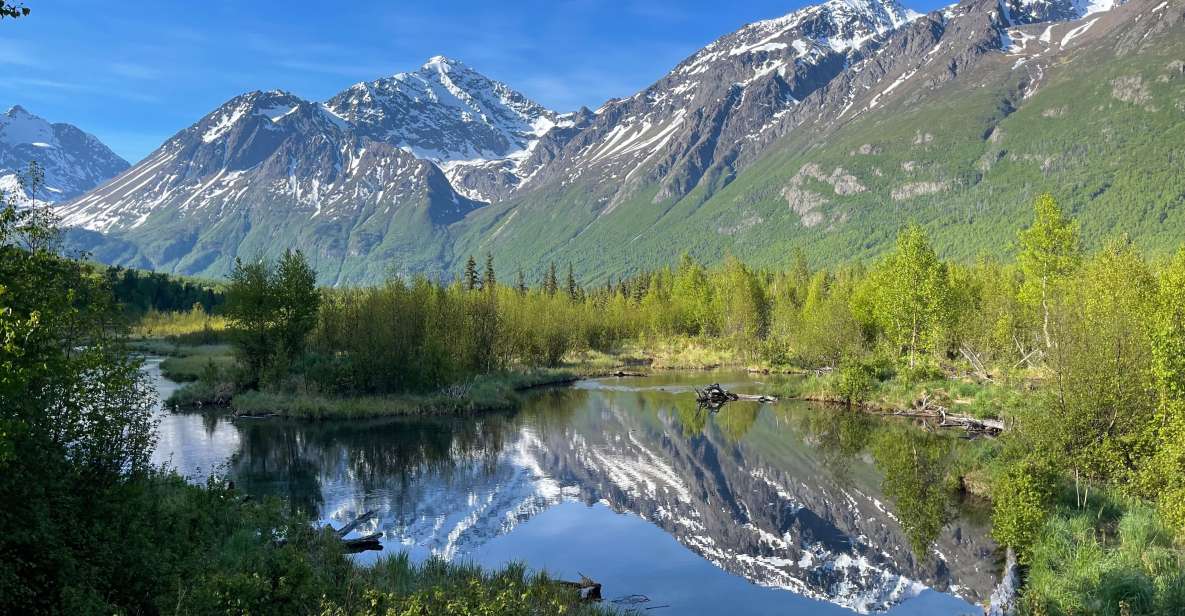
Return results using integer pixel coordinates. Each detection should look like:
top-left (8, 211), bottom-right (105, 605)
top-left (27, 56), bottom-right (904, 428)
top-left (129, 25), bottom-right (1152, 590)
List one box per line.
top-left (335, 509), bottom-right (377, 538)
top-left (342, 532), bottom-right (383, 554)
top-left (558, 574), bottom-right (602, 602)
top-left (611, 370), bottom-right (647, 377)
top-left (332, 510), bottom-right (383, 553)
top-left (695, 383), bottom-right (777, 407)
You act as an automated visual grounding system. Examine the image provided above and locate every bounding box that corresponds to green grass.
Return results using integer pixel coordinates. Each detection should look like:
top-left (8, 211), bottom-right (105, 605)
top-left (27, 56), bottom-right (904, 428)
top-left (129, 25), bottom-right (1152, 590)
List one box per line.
top-left (159, 347), bottom-right (237, 382)
top-left (1021, 501), bottom-right (1185, 615)
top-left (230, 369), bottom-right (578, 419)
top-left (777, 369), bottom-right (1030, 421)
top-left (323, 553), bottom-right (612, 616)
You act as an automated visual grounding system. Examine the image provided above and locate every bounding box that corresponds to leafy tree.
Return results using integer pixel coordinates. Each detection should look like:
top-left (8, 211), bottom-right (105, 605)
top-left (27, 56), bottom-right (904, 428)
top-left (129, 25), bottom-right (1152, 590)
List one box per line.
top-left (856, 225), bottom-right (953, 369)
top-left (275, 249), bottom-right (320, 361)
top-left (226, 257), bottom-right (277, 386)
top-left (0, 1), bottom-right (29, 20)
top-left (1018, 194), bottom-right (1081, 349)
top-left (716, 256), bottom-right (767, 351)
top-left (1138, 248), bottom-right (1185, 528)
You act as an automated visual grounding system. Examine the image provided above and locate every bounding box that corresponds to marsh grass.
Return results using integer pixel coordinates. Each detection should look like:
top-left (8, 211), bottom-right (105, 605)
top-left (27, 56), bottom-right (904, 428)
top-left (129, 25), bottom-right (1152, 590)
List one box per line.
top-left (1022, 502), bottom-right (1185, 615)
top-left (131, 307), bottom-right (228, 342)
top-left (230, 369), bottom-right (578, 419)
top-left (325, 553), bottom-right (612, 616)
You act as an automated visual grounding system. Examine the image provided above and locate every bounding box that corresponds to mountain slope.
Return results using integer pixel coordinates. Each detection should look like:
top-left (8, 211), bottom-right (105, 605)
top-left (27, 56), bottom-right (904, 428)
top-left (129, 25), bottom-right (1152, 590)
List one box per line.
top-left (0, 106), bottom-right (129, 206)
top-left (60, 0), bottom-right (1185, 283)
top-left (56, 61), bottom-right (558, 284)
top-left (454, 0), bottom-right (1182, 280)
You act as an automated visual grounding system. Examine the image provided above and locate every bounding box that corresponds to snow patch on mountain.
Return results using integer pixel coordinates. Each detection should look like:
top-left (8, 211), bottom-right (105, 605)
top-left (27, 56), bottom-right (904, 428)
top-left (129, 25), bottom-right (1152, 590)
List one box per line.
top-left (0, 106), bottom-right (129, 206)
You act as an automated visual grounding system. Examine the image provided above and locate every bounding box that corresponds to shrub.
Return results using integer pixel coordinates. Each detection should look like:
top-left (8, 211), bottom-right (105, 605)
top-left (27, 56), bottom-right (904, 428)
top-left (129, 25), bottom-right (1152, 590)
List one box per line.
top-left (835, 359), bottom-right (876, 405)
top-left (992, 457), bottom-right (1058, 558)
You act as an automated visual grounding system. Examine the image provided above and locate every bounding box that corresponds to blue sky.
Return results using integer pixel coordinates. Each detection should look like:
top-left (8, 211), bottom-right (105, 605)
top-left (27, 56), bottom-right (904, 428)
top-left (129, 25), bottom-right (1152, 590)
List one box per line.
top-left (1, 0), bottom-right (946, 163)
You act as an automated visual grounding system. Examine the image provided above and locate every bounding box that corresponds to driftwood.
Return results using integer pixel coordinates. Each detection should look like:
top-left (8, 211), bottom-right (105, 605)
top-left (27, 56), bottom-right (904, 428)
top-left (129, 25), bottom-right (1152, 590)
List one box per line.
top-left (335, 509), bottom-right (376, 538)
top-left (558, 573), bottom-right (602, 602)
top-left (694, 384), bottom-right (777, 409)
top-left (611, 370), bottom-right (646, 377)
top-left (334, 510), bottom-right (382, 553)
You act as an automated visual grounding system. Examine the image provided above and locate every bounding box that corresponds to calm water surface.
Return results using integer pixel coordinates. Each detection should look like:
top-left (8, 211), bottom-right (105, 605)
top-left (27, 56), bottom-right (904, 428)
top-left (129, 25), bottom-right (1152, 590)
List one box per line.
top-left (146, 360), bottom-right (996, 615)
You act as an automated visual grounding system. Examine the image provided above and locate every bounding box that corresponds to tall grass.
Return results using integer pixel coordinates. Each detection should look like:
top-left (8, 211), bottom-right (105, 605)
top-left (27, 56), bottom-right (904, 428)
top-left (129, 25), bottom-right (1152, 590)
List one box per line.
top-left (229, 369), bottom-right (577, 418)
top-left (131, 306), bottom-right (228, 343)
top-left (1022, 503), bottom-right (1185, 615)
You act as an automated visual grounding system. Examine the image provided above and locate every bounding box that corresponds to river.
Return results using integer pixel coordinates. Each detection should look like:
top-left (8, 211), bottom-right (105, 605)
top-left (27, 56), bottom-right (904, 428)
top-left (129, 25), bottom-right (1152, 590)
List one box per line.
top-left (144, 358), bottom-right (996, 615)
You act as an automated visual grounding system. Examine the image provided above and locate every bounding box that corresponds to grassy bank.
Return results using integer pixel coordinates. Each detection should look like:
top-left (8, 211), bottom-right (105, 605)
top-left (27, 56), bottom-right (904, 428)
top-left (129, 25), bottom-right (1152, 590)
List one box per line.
top-left (227, 369), bottom-right (579, 419)
top-left (773, 364), bottom-right (1031, 421)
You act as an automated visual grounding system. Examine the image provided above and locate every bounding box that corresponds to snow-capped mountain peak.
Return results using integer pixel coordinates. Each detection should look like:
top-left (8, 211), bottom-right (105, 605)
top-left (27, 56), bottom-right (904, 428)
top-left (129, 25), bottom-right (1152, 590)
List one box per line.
top-left (326, 57), bottom-right (558, 164)
top-left (0, 105), bottom-right (128, 206)
top-left (1001, 0), bottom-right (1125, 25)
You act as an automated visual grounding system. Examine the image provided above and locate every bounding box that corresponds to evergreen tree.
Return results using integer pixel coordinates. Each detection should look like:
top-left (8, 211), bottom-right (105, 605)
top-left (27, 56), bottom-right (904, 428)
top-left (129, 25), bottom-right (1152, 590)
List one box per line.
top-left (483, 254), bottom-right (496, 291)
top-left (566, 264), bottom-right (578, 301)
top-left (515, 270), bottom-right (527, 295)
top-left (543, 262), bottom-right (558, 296)
top-left (464, 255), bottom-right (479, 291)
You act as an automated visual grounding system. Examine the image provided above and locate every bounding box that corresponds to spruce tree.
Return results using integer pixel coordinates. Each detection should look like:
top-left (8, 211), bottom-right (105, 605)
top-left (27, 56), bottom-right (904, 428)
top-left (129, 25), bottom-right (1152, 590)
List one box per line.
top-left (566, 264), bottom-right (578, 301)
top-left (515, 270), bottom-right (528, 295)
top-left (483, 254), bottom-right (496, 291)
top-left (543, 262), bottom-right (558, 296)
top-left (464, 255), bottom-right (479, 291)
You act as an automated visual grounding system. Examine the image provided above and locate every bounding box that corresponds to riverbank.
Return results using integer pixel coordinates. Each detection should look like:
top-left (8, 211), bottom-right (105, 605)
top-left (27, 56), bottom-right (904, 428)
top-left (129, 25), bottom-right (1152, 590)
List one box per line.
top-left (229, 369), bottom-right (580, 419)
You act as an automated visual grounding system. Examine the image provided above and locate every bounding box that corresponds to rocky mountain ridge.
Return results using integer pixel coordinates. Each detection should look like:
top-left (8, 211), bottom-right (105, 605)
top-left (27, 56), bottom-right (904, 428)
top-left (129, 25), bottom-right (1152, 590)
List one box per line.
top-left (54, 0), bottom-right (1185, 284)
top-left (0, 105), bottom-right (128, 207)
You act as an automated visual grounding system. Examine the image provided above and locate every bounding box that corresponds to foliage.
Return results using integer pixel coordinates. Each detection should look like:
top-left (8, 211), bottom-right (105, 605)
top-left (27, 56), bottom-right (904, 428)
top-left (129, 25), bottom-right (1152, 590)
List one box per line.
top-left (1021, 503), bottom-right (1185, 616)
top-left (1017, 194), bottom-right (1082, 349)
top-left (225, 250), bottom-right (321, 386)
top-left (991, 457), bottom-right (1059, 560)
top-left (835, 359), bottom-right (875, 405)
top-left (0, 1), bottom-right (28, 19)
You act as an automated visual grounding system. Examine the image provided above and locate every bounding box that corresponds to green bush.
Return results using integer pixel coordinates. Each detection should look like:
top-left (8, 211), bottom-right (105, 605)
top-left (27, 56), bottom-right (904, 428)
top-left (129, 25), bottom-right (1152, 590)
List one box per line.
top-left (992, 457), bottom-right (1059, 558)
top-left (835, 359), bottom-right (876, 405)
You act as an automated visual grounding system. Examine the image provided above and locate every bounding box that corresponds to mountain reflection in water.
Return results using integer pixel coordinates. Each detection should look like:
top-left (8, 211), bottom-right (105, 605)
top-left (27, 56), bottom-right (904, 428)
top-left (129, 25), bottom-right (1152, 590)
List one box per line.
top-left (151, 367), bottom-right (996, 615)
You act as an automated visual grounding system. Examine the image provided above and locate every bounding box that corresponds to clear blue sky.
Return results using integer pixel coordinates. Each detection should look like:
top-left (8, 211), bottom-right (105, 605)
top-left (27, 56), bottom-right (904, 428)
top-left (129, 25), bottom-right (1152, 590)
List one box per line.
top-left (1, 0), bottom-right (946, 163)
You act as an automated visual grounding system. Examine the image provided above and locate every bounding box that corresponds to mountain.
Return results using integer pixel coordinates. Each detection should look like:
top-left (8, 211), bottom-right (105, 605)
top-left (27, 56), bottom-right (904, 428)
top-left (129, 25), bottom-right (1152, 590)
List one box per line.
top-left (60, 0), bottom-right (1185, 283)
top-left (0, 106), bottom-right (128, 207)
top-left (56, 59), bottom-right (563, 284)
